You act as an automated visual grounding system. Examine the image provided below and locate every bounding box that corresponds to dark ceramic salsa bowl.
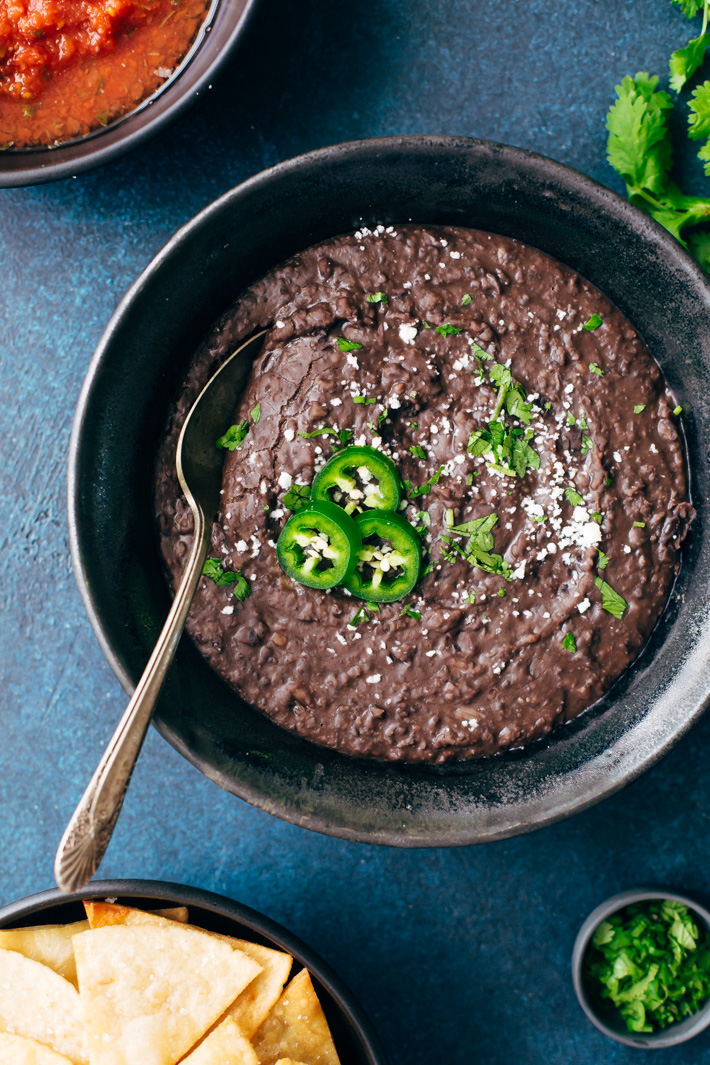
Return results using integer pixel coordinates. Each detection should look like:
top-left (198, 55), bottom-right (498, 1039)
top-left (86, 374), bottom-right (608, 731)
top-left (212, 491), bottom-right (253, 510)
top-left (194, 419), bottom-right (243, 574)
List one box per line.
top-left (69, 135), bottom-right (710, 846)
top-left (0, 879), bottom-right (385, 1065)
top-left (0, 0), bottom-right (257, 188)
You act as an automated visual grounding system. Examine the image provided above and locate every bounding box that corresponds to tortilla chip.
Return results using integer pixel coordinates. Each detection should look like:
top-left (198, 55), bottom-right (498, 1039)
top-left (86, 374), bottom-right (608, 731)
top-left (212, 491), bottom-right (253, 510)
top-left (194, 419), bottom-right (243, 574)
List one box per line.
top-left (0, 921), bottom-right (89, 987)
top-left (180, 1018), bottom-right (258, 1064)
top-left (73, 924), bottom-right (261, 1065)
top-left (0, 1033), bottom-right (75, 1064)
top-left (84, 902), bottom-right (291, 1037)
top-left (275, 1060), bottom-right (309, 1065)
top-left (0, 949), bottom-right (87, 1064)
top-left (252, 970), bottom-right (340, 1065)
top-left (83, 903), bottom-right (187, 928)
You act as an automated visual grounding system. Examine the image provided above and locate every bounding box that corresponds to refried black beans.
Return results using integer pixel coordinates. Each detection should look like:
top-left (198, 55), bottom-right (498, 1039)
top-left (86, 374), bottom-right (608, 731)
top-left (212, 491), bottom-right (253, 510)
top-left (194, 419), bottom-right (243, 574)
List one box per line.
top-left (154, 225), bottom-right (694, 764)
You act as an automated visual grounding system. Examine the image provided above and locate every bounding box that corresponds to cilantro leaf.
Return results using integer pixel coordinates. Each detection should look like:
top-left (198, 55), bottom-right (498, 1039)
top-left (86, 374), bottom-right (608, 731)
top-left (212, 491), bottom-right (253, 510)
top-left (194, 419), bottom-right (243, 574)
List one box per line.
top-left (299, 427), bottom-right (338, 439)
top-left (689, 80), bottom-right (710, 173)
top-left (589, 363), bottom-right (605, 376)
top-left (489, 362), bottom-right (513, 390)
top-left (400, 606), bottom-right (421, 620)
top-left (562, 632), bottom-right (577, 653)
top-left (581, 435), bottom-right (594, 456)
top-left (565, 487), bottom-right (584, 507)
top-left (353, 395), bottom-right (377, 404)
top-left (202, 558), bottom-right (250, 601)
top-left (337, 337), bottom-right (363, 352)
top-left (598, 548), bottom-right (610, 569)
top-left (366, 291), bottom-right (388, 304)
top-left (402, 465), bottom-right (445, 498)
top-left (673, 0), bottom-right (705, 17)
top-left (606, 74), bottom-right (673, 196)
top-left (595, 576), bottom-right (628, 619)
top-left (673, 404), bottom-right (684, 415)
top-left (634, 404), bottom-right (647, 413)
top-left (283, 483), bottom-right (311, 511)
top-left (670, 33), bottom-right (710, 92)
top-left (436, 323), bottom-right (463, 336)
top-left (444, 512), bottom-right (512, 579)
top-left (584, 314), bottom-right (603, 330)
top-left (470, 341), bottom-right (493, 360)
top-left (298, 426), bottom-right (353, 450)
top-left (410, 444), bottom-right (427, 460)
top-left (216, 421), bottom-right (249, 451)
top-left (462, 293), bottom-right (472, 306)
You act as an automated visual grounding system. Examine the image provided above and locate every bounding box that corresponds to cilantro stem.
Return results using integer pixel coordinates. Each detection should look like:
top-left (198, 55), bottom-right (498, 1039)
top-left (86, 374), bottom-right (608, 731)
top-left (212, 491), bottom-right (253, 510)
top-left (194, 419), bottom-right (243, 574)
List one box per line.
top-left (491, 383), bottom-right (507, 421)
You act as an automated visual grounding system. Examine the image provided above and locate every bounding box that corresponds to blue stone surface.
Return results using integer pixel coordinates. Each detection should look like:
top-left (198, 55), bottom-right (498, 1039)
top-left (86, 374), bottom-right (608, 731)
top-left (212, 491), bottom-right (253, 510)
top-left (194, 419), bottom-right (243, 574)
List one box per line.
top-left (1, 1), bottom-right (709, 1061)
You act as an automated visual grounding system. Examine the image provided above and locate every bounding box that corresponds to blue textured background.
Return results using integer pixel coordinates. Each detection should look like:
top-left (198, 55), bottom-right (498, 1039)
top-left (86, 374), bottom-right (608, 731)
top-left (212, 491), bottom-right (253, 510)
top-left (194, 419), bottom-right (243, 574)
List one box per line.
top-left (2, 1), bottom-right (710, 1062)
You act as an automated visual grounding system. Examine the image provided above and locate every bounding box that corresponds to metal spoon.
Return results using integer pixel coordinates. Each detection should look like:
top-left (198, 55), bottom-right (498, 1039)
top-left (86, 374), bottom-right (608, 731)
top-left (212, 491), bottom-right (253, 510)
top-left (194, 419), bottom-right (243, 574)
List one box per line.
top-left (54, 330), bottom-right (266, 892)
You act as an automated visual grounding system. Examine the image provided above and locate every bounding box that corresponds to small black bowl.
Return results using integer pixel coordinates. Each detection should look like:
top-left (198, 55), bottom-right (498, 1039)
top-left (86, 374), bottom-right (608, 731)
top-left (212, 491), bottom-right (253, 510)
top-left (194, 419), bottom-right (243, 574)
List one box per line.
top-left (0, 0), bottom-right (257, 188)
top-left (69, 135), bottom-right (710, 847)
top-left (0, 879), bottom-right (386, 1065)
top-left (572, 889), bottom-right (710, 1049)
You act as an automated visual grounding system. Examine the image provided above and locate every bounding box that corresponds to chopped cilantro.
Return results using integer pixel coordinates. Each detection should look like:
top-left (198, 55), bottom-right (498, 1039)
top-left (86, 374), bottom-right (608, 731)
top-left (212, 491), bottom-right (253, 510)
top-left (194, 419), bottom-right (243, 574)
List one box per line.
top-left (605, 475), bottom-right (613, 487)
top-left (634, 520), bottom-right (646, 527)
top-left (443, 512), bottom-right (512, 579)
top-left (584, 314), bottom-right (603, 330)
top-left (283, 483), bottom-right (311, 511)
top-left (202, 558), bottom-right (250, 600)
top-left (562, 632), bottom-right (577, 653)
top-left (298, 427), bottom-right (353, 449)
top-left (410, 444), bottom-right (427, 460)
top-left (465, 590), bottom-right (477, 604)
top-left (337, 337), bottom-right (363, 352)
top-left (216, 421), bottom-right (249, 451)
top-left (598, 548), bottom-right (610, 570)
top-left (422, 321), bottom-right (431, 329)
top-left (436, 323), bottom-right (462, 336)
top-left (497, 588), bottom-right (506, 597)
top-left (462, 293), bottom-right (472, 306)
top-left (348, 608), bottom-right (369, 627)
top-left (470, 341), bottom-right (493, 361)
top-left (567, 412), bottom-right (576, 426)
top-left (400, 606), bottom-right (421, 620)
top-left (592, 512), bottom-right (603, 524)
top-left (544, 402), bottom-right (552, 412)
top-left (422, 561), bottom-right (434, 577)
top-left (585, 899), bottom-right (710, 1033)
top-left (378, 408), bottom-right (389, 426)
top-left (418, 510), bottom-right (432, 527)
top-left (531, 514), bottom-right (547, 524)
top-left (353, 395), bottom-right (377, 404)
top-left (673, 404), bottom-right (683, 415)
top-left (589, 363), bottom-right (605, 377)
top-left (564, 487), bottom-right (584, 507)
top-left (634, 404), bottom-right (647, 414)
top-left (409, 391), bottom-right (418, 399)
top-left (444, 509), bottom-right (454, 527)
top-left (595, 577), bottom-right (628, 619)
top-left (250, 403), bottom-right (261, 424)
top-left (366, 291), bottom-right (388, 304)
top-left (401, 465), bottom-right (445, 498)
top-left (581, 435), bottom-right (594, 456)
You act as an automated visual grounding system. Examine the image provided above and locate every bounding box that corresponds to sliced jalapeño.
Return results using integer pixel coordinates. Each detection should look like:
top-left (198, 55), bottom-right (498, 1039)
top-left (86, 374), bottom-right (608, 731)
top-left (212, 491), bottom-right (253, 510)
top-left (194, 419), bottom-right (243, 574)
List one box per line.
top-left (276, 501), bottom-right (361, 590)
top-left (311, 445), bottom-right (401, 515)
top-left (345, 510), bottom-right (421, 603)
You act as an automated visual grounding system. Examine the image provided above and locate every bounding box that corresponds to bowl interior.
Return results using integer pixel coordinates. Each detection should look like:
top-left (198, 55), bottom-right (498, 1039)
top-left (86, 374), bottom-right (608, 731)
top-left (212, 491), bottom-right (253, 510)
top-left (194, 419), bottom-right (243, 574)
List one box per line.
top-left (573, 890), bottom-right (710, 1049)
top-left (0, 0), bottom-right (256, 187)
top-left (0, 880), bottom-right (383, 1065)
top-left (70, 135), bottom-right (710, 846)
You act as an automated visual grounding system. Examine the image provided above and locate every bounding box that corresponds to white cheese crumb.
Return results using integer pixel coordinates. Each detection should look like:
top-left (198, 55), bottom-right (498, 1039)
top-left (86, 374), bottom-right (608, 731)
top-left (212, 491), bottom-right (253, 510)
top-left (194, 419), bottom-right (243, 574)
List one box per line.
top-left (278, 471), bottom-right (292, 490)
top-left (366, 674), bottom-right (382, 684)
top-left (284, 428), bottom-right (295, 441)
top-left (346, 352), bottom-right (360, 368)
top-left (331, 397), bottom-right (342, 406)
top-left (577, 598), bottom-right (591, 614)
top-left (236, 540), bottom-right (248, 553)
top-left (399, 323), bottom-right (418, 344)
top-left (275, 320), bottom-right (285, 328)
top-left (449, 250), bottom-right (461, 259)
top-left (221, 605), bottom-right (234, 615)
top-left (623, 545), bottom-right (632, 554)
top-left (613, 451), bottom-right (623, 463)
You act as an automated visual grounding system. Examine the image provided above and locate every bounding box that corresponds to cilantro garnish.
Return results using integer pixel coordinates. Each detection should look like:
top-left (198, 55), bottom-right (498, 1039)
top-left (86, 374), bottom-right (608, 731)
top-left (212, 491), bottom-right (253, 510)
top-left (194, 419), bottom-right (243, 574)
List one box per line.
top-left (353, 395), bottom-right (377, 405)
top-left (402, 465), bottom-right (445, 498)
top-left (567, 412), bottom-right (576, 426)
top-left (592, 512), bottom-right (603, 524)
top-left (465, 590), bottom-right (477, 604)
top-left (337, 337), bottom-right (363, 352)
top-left (605, 73), bottom-right (710, 265)
top-left (250, 404), bottom-right (261, 424)
top-left (283, 483), bottom-right (311, 511)
top-left (298, 427), bottom-right (353, 449)
top-left (202, 558), bottom-right (250, 600)
top-left (468, 421), bottom-right (540, 479)
top-left (400, 606), bottom-right (421, 620)
top-left (442, 512), bottom-right (512, 579)
top-left (581, 435), bottom-right (594, 456)
top-left (216, 421), bottom-right (249, 451)
top-left (470, 341), bottom-right (493, 361)
top-left (598, 548), bottom-right (610, 569)
top-left (348, 607), bottom-right (369, 627)
top-left (562, 632), bottom-right (577, 653)
top-left (673, 404), bottom-right (684, 415)
top-left (634, 520), bottom-right (646, 527)
top-left (564, 487), bottom-right (584, 507)
top-left (410, 444), bottom-right (427, 460)
top-left (595, 576), bottom-right (628, 619)
top-left (589, 363), bottom-right (605, 377)
top-left (585, 899), bottom-right (710, 1033)
top-left (634, 404), bottom-right (647, 414)
top-left (462, 293), bottom-right (472, 306)
top-left (436, 323), bottom-right (462, 336)
top-left (583, 314), bottom-right (603, 330)
top-left (366, 292), bottom-right (388, 304)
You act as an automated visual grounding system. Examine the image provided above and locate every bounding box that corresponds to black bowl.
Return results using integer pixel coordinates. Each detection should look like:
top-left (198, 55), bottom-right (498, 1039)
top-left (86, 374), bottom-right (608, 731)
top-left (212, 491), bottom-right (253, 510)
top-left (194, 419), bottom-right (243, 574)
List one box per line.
top-left (0, 0), bottom-right (257, 188)
top-left (69, 135), bottom-right (710, 847)
top-left (0, 879), bottom-right (385, 1065)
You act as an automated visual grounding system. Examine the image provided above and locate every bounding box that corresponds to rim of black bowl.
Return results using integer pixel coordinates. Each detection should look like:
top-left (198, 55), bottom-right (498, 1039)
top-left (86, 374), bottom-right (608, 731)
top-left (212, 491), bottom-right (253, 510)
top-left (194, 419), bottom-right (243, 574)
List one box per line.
top-left (0, 0), bottom-right (258, 188)
top-left (0, 879), bottom-right (387, 1065)
top-left (572, 889), bottom-right (710, 1049)
top-left (68, 134), bottom-right (710, 847)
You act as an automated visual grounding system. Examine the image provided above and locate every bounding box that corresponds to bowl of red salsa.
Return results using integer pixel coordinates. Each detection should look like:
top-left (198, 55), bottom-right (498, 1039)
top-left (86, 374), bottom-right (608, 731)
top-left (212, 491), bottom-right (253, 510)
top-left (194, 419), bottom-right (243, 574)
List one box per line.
top-left (0, 0), bottom-right (257, 185)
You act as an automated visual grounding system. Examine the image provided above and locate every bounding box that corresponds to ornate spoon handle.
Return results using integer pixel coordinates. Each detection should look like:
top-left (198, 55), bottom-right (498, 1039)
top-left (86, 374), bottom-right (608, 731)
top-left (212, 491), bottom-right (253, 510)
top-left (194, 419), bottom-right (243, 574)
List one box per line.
top-left (54, 509), bottom-right (210, 892)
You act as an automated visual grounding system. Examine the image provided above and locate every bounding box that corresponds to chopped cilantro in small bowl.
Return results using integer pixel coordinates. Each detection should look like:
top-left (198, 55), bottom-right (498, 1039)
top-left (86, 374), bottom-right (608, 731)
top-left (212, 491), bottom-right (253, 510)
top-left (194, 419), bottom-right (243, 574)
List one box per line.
top-left (573, 890), bottom-right (710, 1048)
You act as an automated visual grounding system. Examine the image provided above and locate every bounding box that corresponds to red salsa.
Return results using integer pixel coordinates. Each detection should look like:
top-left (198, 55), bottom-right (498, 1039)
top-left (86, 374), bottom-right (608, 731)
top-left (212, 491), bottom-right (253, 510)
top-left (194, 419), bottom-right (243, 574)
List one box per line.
top-left (0, 0), bottom-right (211, 148)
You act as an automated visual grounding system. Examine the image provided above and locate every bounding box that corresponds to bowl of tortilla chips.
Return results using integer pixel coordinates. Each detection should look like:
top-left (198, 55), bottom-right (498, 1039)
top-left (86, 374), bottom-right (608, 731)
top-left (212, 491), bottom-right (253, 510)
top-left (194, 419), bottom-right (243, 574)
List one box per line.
top-left (0, 879), bottom-right (385, 1065)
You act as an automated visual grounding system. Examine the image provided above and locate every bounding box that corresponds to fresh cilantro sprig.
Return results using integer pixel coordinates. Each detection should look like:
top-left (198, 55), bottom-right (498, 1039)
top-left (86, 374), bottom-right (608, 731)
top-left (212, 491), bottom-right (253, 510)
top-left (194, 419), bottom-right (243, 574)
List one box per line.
top-left (402, 465), bottom-right (445, 498)
top-left (202, 558), bottom-right (250, 601)
top-left (585, 899), bottom-right (710, 1033)
top-left (595, 576), bottom-right (628, 619)
top-left (441, 512), bottom-right (512, 579)
top-left (298, 426), bottom-right (353, 449)
top-left (216, 420), bottom-right (249, 451)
